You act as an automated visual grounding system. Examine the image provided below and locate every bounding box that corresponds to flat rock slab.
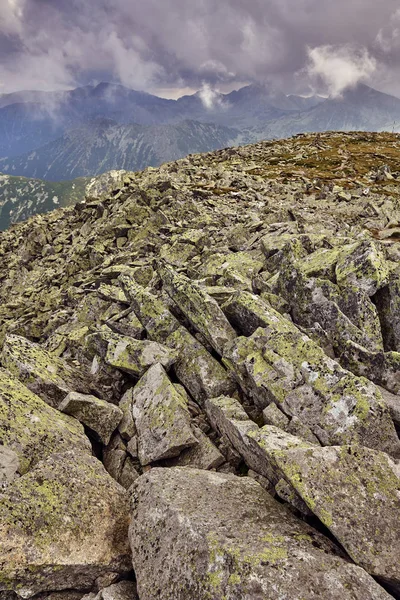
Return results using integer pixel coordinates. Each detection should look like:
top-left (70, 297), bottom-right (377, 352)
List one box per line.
top-left (59, 392), bottom-right (123, 445)
top-left (129, 467), bottom-right (390, 600)
top-left (131, 363), bottom-right (198, 465)
top-left (0, 451), bottom-right (131, 598)
top-left (0, 368), bottom-right (91, 474)
top-left (275, 445), bottom-right (400, 593)
top-left (0, 334), bottom-right (93, 408)
top-left (105, 335), bottom-right (177, 378)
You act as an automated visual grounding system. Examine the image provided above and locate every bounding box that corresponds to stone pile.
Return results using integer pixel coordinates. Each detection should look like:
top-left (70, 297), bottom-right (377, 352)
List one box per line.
top-left (0, 132), bottom-right (399, 599)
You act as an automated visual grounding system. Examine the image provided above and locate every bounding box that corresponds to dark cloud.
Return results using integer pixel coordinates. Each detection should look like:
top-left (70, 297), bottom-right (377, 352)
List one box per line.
top-left (0, 0), bottom-right (399, 97)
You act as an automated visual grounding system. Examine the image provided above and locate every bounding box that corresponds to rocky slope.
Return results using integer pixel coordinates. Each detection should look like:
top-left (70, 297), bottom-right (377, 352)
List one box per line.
top-left (0, 131), bottom-right (400, 600)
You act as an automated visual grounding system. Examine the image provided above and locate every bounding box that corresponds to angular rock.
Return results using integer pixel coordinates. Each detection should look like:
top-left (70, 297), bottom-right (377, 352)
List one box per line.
top-left (131, 363), bottom-right (198, 465)
top-left (129, 467), bottom-right (390, 600)
top-left (104, 334), bottom-right (177, 378)
top-left (119, 278), bottom-right (236, 404)
top-left (275, 445), bottom-right (400, 594)
top-left (59, 392), bottom-right (123, 445)
top-left (378, 386), bottom-right (400, 428)
top-left (89, 581), bottom-right (138, 600)
top-left (118, 388), bottom-right (137, 441)
top-left (157, 261), bottom-right (236, 355)
top-left (165, 425), bottom-right (225, 470)
top-left (205, 395), bottom-right (314, 484)
top-left (0, 451), bottom-right (131, 597)
top-left (0, 368), bottom-right (91, 474)
top-left (0, 335), bottom-right (94, 408)
top-left (335, 240), bottom-right (389, 295)
top-left (224, 326), bottom-right (400, 457)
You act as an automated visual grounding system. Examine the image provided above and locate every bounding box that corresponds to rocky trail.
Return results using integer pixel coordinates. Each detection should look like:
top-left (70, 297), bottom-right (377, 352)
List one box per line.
top-left (0, 131), bottom-right (400, 599)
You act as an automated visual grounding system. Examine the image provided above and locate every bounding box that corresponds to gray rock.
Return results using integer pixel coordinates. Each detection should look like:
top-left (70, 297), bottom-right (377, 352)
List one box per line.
top-left (335, 240), bottom-right (389, 295)
top-left (157, 261), bottom-right (236, 355)
top-left (59, 392), bottom-right (123, 446)
top-left (223, 326), bottom-right (400, 457)
top-left (104, 334), bottom-right (177, 378)
top-left (0, 335), bottom-right (93, 408)
top-left (275, 445), bottom-right (400, 593)
top-left (165, 425), bottom-right (225, 470)
top-left (129, 467), bottom-right (391, 600)
top-left (205, 395), bottom-right (314, 484)
top-left (118, 388), bottom-right (137, 441)
top-left (0, 368), bottom-right (91, 474)
top-left (0, 451), bottom-right (131, 597)
top-left (0, 446), bottom-right (19, 487)
top-left (131, 363), bottom-right (198, 465)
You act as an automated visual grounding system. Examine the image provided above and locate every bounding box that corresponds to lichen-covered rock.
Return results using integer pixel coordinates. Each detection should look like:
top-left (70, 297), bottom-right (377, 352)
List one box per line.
top-left (84, 581), bottom-right (138, 600)
top-left (335, 240), bottom-right (390, 295)
top-left (224, 326), bottom-right (400, 457)
top-left (129, 467), bottom-right (391, 600)
top-left (104, 333), bottom-right (177, 378)
top-left (165, 425), bottom-right (225, 470)
top-left (157, 261), bottom-right (236, 355)
top-left (0, 451), bottom-right (131, 597)
top-left (205, 395), bottom-right (314, 485)
top-left (0, 335), bottom-right (93, 408)
top-left (59, 392), bottom-right (123, 445)
top-left (274, 445), bottom-right (400, 593)
top-left (131, 363), bottom-right (198, 465)
top-left (0, 368), bottom-right (91, 474)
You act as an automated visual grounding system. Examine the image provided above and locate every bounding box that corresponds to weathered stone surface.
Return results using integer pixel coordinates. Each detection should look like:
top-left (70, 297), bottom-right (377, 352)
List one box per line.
top-left (0, 335), bottom-right (93, 408)
top-left (0, 368), bottom-right (91, 474)
top-left (157, 261), bottom-right (237, 355)
top-left (275, 445), bottom-right (400, 593)
top-left (0, 451), bottom-right (131, 597)
top-left (378, 386), bottom-right (400, 427)
top-left (129, 467), bottom-right (390, 600)
top-left (224, 326), bottom-right (400, 457)
top-left (0, 446), bottom-right (19, 487)
top-left (118, 388), bottom-right (137, 440)
top-left (85, 170), bottom-right (131, 202)
top-left (205, 395), bottom-right (314, 484)
top-left (374, 276), bottom-right (400, 352)
top-left (335, 240), bottom-right (389, 296)
top-left (166, 424), bottom-right (225, 470)
top-left (104, 333), bottom-right (177, 378)
top-left (131, 363), bottom-right (198, 465)
top-left (59, 392), bottom-right (123, 445)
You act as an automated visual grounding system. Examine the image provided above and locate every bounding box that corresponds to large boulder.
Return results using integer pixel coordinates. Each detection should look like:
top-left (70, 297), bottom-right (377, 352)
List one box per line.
top-left (274, 445), bottom-right (400, 594)
top-left (129, 467), bottom-right (390, 600)
top-left (131, 363), bottom-right (198, 465)
top-left (0, 451), bottom-right (131, 598)
top-left (0, 368), bottom-right (91, 474)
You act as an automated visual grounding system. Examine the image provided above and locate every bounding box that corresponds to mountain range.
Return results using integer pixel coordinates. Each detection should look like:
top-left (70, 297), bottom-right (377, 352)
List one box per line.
top-left (1, 81), bottom-right (400, 228)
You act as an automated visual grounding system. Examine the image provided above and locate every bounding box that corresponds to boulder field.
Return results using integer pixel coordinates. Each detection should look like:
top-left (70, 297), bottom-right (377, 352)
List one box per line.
top-left (0, 132), bottom-right (399, 599)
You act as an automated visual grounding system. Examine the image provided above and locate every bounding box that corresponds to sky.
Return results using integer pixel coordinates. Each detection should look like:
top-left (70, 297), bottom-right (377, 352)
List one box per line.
top-left (0, 0), bottom-right (400, 98)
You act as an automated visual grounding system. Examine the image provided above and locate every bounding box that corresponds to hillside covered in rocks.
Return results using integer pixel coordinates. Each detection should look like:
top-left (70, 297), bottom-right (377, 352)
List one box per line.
top-left (0, 131), bottom-right (400, 600)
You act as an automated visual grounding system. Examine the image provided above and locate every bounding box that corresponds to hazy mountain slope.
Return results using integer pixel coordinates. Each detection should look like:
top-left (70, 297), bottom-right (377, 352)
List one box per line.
top-left (0, 119), bottom-right (240, 180)
top-left (0, 173), bottom-right (88, 230)
top-left (0, 83), bottom-right (325, 159)
top-left (253, 85), bottom-right (400, 140)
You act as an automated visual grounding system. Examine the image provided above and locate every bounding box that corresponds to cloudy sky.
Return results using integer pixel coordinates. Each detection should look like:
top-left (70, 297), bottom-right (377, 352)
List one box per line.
top-left (1, 0), bottom-right (400, 98)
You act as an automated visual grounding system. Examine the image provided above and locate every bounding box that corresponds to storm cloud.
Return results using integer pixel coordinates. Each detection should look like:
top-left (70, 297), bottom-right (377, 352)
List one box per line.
top-left (0, 0), bottom-right (400, 97)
